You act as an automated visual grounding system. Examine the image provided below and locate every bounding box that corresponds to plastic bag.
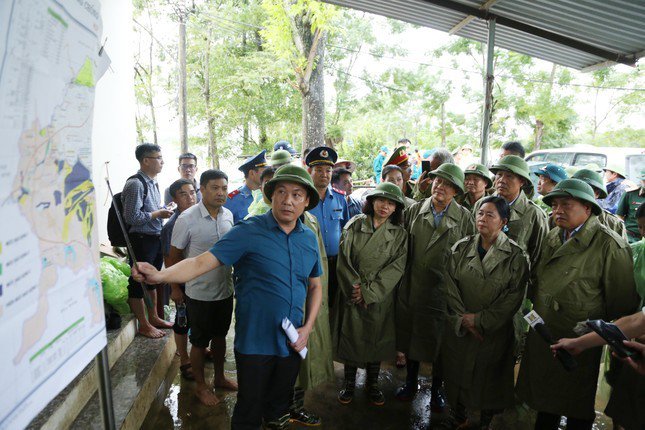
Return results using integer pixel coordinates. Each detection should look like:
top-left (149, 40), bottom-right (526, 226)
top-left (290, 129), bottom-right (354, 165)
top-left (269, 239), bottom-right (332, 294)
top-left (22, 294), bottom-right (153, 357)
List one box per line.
top-left (102, 255), bottom-right (131, 277)
top-left (100, 258), bottom-right (130, 315)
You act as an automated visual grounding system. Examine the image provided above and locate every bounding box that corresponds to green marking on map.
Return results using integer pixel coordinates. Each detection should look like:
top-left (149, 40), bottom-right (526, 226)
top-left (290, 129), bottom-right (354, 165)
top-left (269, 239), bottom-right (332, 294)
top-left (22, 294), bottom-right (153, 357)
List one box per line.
top-left (39, 128), bottom-right (47, 137)
top-left (74, 58), bottom-right (95, 88)
top-left (47, 7), bottom-right (68, 28)
top-left (29, 317), bottom-right (84, 363)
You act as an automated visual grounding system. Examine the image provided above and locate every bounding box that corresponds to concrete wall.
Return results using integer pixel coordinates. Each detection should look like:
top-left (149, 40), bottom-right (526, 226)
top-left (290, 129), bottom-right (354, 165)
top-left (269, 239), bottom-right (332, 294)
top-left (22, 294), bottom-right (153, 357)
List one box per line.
top-left (92, 0), bottom-right (139, 245)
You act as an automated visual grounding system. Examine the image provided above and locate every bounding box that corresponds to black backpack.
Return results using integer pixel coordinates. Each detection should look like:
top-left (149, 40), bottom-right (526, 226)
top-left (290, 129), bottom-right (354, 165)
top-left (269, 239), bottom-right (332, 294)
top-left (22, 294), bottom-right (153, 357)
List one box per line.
top-left (107, 174), bottom-right (148, 247)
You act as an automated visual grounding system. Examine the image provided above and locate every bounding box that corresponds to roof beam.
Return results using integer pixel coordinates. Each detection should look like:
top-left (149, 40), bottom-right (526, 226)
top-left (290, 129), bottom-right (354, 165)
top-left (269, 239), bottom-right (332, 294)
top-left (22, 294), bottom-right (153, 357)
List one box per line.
top-left (448, 0), bottom-right (498, 36)
top-left (420, 0), bottom-right (637, 66)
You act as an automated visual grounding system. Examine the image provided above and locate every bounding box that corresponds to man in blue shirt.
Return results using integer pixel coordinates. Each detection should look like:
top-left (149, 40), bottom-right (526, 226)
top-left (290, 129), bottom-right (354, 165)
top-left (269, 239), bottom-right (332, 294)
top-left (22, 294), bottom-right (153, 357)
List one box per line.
top-left (307, 146), bottom-right (349, 308)
top-left (224, 150), bottom-right (267, 223)
top-left (133, 165), bottom-right (323, 430)
top-left (332, 167), bottom-right (362, 219)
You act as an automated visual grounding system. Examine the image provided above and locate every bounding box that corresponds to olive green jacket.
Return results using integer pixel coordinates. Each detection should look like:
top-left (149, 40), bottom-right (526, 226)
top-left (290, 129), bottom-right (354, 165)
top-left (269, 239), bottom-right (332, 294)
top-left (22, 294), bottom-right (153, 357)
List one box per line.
top-left (442, 233), bottom-right (529, 410)
top-left (548, 209), bottom-right (628, 241)
top-left (297, 212), bottom-right (334, 390)
top-left (332, 214), bottom-right (408, 365)
top-left (396, 198), bottom-right (475, 362)
top-left (516, 215), bottom-right (638, 419)
top-left (474, 190), bottom-right (548, 270)
top-left (455, 189), bottom-right (493, 212)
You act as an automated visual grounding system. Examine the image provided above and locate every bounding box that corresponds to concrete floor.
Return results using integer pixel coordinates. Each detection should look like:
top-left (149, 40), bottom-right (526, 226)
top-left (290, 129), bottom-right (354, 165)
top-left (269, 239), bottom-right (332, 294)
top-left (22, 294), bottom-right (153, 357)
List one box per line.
top-left (142, 327), bottom-right (613, 430)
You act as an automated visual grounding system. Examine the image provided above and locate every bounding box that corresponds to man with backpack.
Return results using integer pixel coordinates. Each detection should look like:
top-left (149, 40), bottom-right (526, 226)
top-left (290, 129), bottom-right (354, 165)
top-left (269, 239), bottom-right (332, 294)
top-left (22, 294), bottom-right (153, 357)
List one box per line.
top-left (120, 143), bottom-right (174, 338)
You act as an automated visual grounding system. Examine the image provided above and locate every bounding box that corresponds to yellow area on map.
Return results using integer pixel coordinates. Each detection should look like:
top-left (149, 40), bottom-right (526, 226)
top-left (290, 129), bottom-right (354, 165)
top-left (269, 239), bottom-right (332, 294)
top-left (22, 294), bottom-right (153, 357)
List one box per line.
top-left (74, 57), bottom-right (94, 88)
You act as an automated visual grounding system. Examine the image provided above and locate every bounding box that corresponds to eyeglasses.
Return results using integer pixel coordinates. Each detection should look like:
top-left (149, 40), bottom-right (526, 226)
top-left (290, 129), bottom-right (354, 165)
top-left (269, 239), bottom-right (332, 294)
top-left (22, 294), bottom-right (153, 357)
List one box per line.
top-left (180, 164), bottom-right (197, 170)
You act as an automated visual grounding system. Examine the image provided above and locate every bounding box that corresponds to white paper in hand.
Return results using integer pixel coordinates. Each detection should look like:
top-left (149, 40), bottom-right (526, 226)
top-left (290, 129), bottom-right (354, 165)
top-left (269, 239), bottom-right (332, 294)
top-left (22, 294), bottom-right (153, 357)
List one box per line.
top-left (282, 317), bottom-right (308, 359)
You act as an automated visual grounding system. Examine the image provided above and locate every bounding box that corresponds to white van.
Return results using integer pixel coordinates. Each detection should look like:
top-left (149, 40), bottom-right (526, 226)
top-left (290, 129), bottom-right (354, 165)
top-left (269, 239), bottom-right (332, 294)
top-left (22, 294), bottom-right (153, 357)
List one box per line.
top-left (525, 145), bottom-right (644, 182)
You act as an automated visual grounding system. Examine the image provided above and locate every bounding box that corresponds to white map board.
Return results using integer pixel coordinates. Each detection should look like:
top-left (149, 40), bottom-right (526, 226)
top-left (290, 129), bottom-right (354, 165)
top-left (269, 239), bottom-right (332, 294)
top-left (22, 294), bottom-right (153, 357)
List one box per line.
top-left (0, 0), bottom-right (107, 428)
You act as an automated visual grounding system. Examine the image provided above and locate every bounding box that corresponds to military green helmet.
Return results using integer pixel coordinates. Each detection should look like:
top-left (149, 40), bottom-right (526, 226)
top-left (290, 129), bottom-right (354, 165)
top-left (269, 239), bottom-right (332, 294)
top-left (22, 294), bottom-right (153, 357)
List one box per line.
top-left (270, 149), bottom-right (293, 167)
top-left (602, 164), bottom-right (626, 179)
top-left (464, 163), bottom-right (493, 188)
top-left (542, 178), bottom-right (601, 215)
top-left (490, 155), bottom-right (532, 183)
top-left (572, 168), bottom-right (607, 199)
top-left (428, 163), bottom-right (465, 194)
top-left (366, 182), bottom-right (405, 207)
top-left (264, 164), bottom-right (319, 210)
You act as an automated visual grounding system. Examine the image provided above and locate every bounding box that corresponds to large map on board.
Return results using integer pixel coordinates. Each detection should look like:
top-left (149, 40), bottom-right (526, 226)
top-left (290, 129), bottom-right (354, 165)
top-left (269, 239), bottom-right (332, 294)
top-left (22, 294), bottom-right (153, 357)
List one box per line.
top-left (0, 0), bottom-right (106, 428)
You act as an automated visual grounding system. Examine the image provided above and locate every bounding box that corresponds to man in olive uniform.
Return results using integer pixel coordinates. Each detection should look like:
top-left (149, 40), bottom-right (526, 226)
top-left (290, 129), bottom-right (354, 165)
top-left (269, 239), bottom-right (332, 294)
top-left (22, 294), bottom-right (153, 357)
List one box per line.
top-left (384, 145), bottom-right (414, 198)
top-left (413, 148), bottom-right (455, 201)
top-left (570, 168), bottom-right (628, 240)
top-left (456, 163), bottom-right (493, 211)
top-left (516, 179), bottom-right (638, 430)
top-left (396, 163), bottom-right (475, 412)
top-left (617, 170), bottom-right (645, 243)
top-left (224, 150), bottom-right (267, 223)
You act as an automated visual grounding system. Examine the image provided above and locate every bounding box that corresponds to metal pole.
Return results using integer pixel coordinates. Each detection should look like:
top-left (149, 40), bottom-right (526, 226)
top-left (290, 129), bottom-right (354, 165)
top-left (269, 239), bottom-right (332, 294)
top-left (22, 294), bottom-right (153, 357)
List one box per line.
top-left (178, 0), bottom-right (188, 153)
top-left (480, 18), bottom-right (495, 166)
top-left (95, 347), bottom-right (116, 430)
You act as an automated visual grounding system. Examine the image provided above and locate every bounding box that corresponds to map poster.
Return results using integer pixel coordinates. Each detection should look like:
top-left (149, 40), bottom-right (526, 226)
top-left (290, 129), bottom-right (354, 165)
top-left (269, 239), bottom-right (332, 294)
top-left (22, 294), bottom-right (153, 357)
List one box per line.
top-left (0, 0), bottom-right (107, 428)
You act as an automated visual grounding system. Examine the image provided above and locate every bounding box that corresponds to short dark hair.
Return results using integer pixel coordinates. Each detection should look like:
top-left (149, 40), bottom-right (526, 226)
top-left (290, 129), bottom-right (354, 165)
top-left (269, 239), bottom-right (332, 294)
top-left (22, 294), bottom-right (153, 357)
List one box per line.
top-left (303, 148), bottom-right (312, 158)
top-left (636, 201), bottom-right (645, 219)
top-left (200, 169), bottom-right (228, 187)
top-left (478, 195), bottom-right (511, 222)
top-left (135, 143), bottom-right (161, 162)
top-left (261, 166), bottom-right (276, 183)
top-left (332, 168), bottom-right (352, 186)
top-left (501, 141), bottom-right (526, 158)
top-left (398, 138), bottom-right (411, 145)
top-left (363, 197), bottom-right (404, 226)
top-left (178, 152), bottom-right (197, 164)
top-left (381, 164), bottom-right (402, 180)
top-left (169, 178), bottom-right (194, 198)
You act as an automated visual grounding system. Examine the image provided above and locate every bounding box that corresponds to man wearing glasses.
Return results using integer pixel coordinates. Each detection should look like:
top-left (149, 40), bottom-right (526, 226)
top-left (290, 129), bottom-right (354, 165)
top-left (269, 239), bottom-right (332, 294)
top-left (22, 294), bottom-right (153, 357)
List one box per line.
top-left (121, 143), bottom-right (174, 338)
top-left (164, 153), bottom-right (202, 205)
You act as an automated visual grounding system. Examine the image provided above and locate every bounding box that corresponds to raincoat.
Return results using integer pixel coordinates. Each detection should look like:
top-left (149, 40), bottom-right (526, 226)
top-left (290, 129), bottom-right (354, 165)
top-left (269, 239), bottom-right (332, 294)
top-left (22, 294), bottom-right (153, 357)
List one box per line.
top-left (516, 215), bottom-right (638, 420)
top-left (333, 214), bottom-right (408, 365)
top-left (396, 198), bottom-right (475, 362)
top-left (442, 233), bottom-right (529, 410)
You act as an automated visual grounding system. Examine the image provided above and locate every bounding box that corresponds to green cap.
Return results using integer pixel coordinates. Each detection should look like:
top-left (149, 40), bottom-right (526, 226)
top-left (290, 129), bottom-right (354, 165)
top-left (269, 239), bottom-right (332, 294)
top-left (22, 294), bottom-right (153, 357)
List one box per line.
top-left (490, 155), bottom-right (532, 183)
top-left (602, 164), bottom-right (625, 178)
top-left (366, 182), bottom-right (405, 207)
top-left (428, 163), bottom-right (465, 194)
top-left (464, 163), bottom-right (493, 188)
top-left (270, 149), bottom-right (292, 167)
top-left (264, 164), bottom-right (319, 210)
top-left (572, 168), bottom-right (607, 199)
top-left (542, 178), bottom-right (601, 215)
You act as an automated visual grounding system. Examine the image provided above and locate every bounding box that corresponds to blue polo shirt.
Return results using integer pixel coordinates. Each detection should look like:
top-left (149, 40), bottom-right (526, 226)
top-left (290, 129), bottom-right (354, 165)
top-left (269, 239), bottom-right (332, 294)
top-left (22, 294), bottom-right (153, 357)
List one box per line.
top-left (210, 211), bottom-right (322, 357)
top-left (309, 186), bottom-right (349, 257)
top-left (224, 184), bottom-right (254, 223)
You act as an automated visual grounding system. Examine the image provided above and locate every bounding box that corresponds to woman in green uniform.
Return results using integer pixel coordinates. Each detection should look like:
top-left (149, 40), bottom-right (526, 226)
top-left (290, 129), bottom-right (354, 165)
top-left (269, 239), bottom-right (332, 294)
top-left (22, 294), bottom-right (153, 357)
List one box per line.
top-left (395, 163), bottom-right (475, 413)
top-left (333, 182), bottom-right (408, 406)
top-left (442, 196), bottom-right (529, 428)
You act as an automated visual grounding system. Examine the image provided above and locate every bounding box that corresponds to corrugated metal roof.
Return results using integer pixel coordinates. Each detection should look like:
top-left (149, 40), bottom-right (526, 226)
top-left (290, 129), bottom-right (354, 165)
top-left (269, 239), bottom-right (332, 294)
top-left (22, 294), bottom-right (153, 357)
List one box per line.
top-left (321, 0), bottom-right (645, 70)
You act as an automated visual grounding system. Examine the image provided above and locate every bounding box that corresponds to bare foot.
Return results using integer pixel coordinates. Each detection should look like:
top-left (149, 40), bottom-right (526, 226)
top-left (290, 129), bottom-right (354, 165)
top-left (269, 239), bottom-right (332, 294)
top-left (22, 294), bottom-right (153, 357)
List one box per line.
top-left (138, 325), bottom-right (165, 338)
top-left (214, 376), bottom-right (238, 391)
top-left (149, 317), bottom-right (173, 329)
top-left (195, 386), bottom-right (220, 406)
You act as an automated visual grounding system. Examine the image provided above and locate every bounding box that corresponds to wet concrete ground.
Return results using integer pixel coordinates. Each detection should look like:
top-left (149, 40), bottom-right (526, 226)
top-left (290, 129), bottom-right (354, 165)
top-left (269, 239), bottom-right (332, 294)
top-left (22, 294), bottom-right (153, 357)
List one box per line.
top-left (142, 326), bottom-right (614, 430)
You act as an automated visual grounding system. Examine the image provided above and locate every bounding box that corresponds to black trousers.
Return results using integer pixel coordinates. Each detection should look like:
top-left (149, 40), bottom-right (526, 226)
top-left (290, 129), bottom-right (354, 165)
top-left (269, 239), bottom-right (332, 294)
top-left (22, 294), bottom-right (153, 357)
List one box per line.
top-left (327, 256), bottom-right (338, 307)
top-left (127, 233), bottom-right (162, 299)
top-left (231, 350), bottom-right (301, 430)
top-left (535, 411), bottom-right (594, 430)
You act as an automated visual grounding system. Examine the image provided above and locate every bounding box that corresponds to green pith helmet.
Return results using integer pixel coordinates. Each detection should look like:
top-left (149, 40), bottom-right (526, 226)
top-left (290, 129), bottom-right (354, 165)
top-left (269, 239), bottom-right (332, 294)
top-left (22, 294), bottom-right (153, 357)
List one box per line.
top-left (428, 163), bottom-right (465, 194)
top-left (270, 149), bottom-right (292, 167)
top-left (542, 178), bottom-right (602, 215)
top-left (572, 168), bottom-right (607, 199)
top-left (264, 164), bottom-right (319, 210)
top-left (464, 163), bottom-right (493, 188)
top-left (490, 155), bottom-right (532, 183)
top-left (366, 182), bottom-right (405, 207)
top-left (602, 164), bottom-right (626, 179)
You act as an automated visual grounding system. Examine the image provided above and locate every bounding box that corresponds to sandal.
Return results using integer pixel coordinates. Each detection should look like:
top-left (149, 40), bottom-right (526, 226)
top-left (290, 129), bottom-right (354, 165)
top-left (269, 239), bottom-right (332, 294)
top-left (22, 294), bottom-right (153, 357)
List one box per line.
top-left (180, 363), bottom-right (194, 381)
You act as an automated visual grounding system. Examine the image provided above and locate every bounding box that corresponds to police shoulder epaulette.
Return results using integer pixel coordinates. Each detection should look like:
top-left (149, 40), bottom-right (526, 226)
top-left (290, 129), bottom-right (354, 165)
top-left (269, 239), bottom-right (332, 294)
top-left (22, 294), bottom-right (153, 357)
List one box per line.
top-left (228, 189), bottom-right (240, 198)
top-left (332, 187), bottom-right (346, 196)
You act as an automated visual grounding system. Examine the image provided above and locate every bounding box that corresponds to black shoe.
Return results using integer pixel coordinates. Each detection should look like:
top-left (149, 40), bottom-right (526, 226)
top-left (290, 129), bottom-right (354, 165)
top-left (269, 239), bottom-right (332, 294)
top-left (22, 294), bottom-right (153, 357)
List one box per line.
top-left (368, 385), bottom-right (385, 406)
top-left (430, 386), bottom-right (447, 413)
top-left (394, 382), bottom-right (419, 401)
top-left (338, 383), bottom-right (355, 405)
top-left (289, 409), bottom-right (322, 426)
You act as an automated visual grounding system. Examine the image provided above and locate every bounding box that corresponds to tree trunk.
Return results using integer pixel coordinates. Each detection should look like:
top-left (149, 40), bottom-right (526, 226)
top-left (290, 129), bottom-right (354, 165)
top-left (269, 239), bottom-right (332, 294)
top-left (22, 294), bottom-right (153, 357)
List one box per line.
top-left (259, 125), bottom-right (268, 147)
top-left (203, 29), bottom-right (219, 169)
top-left (178, 2), bottom-right (188, 153)
top-left (440, 102), bottom-right (446, 147)
top-left (535, 119), bottom-right (544, 150)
